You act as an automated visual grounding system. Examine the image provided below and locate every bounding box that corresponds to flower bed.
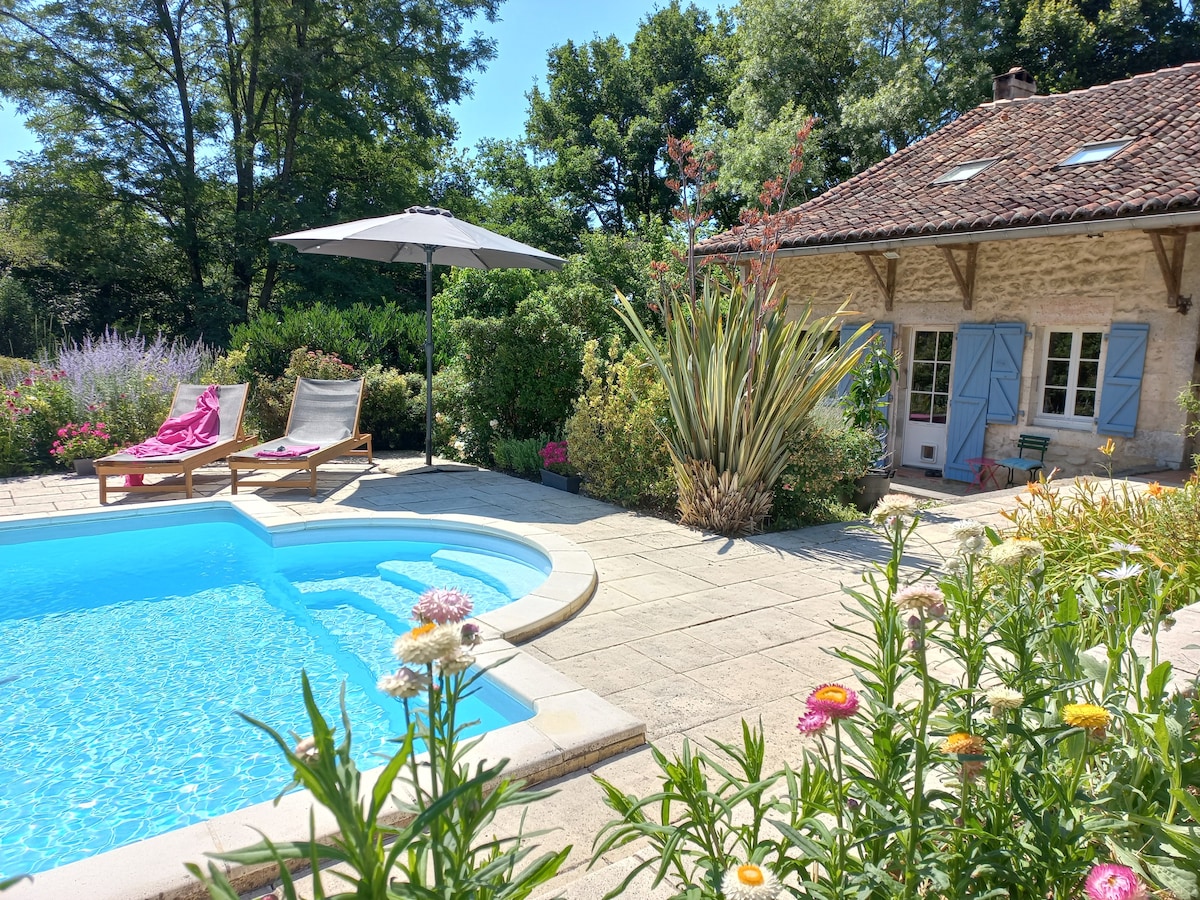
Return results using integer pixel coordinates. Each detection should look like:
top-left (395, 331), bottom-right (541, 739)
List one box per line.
top-left (593, 493), bottom-right (1200, 898)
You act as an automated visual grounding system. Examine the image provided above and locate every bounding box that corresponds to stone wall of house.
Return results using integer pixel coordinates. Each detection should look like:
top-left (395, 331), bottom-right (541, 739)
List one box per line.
top-left (774, 230), bottom-right (1200, 476)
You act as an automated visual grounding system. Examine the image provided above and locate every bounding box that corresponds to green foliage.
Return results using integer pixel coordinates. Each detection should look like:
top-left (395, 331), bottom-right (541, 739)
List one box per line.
top-left (1004, 475), bottom-right (1200, 636)
top-left (770, 411), bottom-right (878, 528)
top-left (190, 666), bottom-right (568, 900)
top-left (0, 0), bottom-right (502, 332)
top-left (1180, 381), bottom-right (1200, 471)
top-left (229, 303), bottom-right (424, 378)
top-left (525, 2), bottom-right (732, 232)
top-left (359, 366), bottom-right (425, 452)
top-left (593, 505), bottom-right (1200, 898)
top-left (492, 437), bottom-right (548, 478)
top-left (565, 339), bottom-right (677, 513)
top-left (0, 273), bottom-right (51, 358)
top-left (0, 357), bottom-right (33, 385)
top-left (9, 368), bottom-right (75, 470)
top-left (451, 297), bottom-right (585, 462)
top-left (615, 281), bottom-right (866, 535)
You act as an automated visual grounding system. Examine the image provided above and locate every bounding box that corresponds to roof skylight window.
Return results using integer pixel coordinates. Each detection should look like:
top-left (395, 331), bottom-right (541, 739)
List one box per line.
top-left (1060, 138), bottom-right (1133, 166)
top-left (932, 158), bottom-right (999, 184)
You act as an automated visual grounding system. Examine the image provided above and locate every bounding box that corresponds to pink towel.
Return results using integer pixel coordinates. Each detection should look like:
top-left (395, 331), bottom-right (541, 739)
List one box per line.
top-left (255, 444), bottom-right (320, 458)
top-left (124, 385), bottom-right (221, 458)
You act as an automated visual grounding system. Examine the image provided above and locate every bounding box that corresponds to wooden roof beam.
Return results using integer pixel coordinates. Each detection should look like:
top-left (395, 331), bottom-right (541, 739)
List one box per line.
top-left (857, 252), bottom-right (896, 311)
top-left (940, 244), bottom-right (978, 310)
top-left (1145, 229), bottom-right (1192, 313)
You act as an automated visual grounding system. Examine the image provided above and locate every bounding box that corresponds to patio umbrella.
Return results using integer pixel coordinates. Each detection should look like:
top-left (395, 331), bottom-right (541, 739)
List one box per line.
top-left (271, 206), bottom-right (566, 467)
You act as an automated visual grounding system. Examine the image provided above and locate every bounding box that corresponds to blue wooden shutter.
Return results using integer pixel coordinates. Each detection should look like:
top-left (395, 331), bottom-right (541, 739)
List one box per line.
top-left (1097, 323), bottom-right (1149, 437)
top-left (944, 324), bottom-right (995, 482)
top-left (986, 323), bottom-right (1025, 424)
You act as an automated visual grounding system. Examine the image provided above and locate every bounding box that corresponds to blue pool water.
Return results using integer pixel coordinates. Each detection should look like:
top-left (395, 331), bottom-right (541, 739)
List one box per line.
top-left (0, 506), bottom-right (549, 877)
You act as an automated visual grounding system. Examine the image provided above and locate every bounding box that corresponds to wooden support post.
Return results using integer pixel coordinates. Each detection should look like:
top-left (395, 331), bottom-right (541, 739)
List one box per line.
top-left (1146, 229), bottom-right (1191, 312)
top-left (940, 244), bottom-right (978, 310)
top-left (857, 252), bottom-right (896, 311)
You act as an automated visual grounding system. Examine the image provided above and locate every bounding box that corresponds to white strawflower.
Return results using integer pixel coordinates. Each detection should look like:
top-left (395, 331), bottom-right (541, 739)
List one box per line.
top-left (988, 538), bottom-right (1044, 568)
top-left (437, 651), bottom-right (475, 676)
top-left (1108, 540), bottom-right (1142, 554)
top-left (393, 623), bottom-right (463, 666)
top-left (942, 556), bottom-right (964, 575)
top-left (986, 686), bottom-right (1024, 715)
top-left (377, 667), bottom-right (431, 699)
top-left (895, 584), bottom-right (945, 612)
top-left (720, 863), bottom-right (781, 900)
top-left (950, 520), bottom-right (985, 541)
top-left (870, 493), bottom-right (920, 525)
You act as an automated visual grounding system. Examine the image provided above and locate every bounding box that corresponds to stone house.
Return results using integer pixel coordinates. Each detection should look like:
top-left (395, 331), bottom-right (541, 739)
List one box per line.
top-left (699, 64), bottom-right (1200, 482)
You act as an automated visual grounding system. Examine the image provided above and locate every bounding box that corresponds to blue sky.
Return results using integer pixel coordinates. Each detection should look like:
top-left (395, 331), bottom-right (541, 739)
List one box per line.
top-left (0, 0), bottom-right (724, 169)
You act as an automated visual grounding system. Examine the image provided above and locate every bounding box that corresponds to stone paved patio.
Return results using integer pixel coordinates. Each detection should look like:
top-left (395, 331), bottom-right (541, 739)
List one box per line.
top-left (2, 455), bottom-right (1196, 899)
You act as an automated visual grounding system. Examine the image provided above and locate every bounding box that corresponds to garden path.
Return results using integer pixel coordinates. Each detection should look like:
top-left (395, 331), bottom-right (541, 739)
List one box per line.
top-left (1, 457), bottom-right (1195, 900)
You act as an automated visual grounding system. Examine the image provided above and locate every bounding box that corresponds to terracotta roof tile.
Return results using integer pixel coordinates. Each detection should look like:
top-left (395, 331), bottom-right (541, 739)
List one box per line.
top-left (699, 63), bottom-right (1200, 255)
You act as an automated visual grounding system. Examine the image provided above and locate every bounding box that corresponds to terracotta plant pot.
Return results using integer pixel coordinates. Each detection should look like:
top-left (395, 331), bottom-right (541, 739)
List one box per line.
top-left (540, 468), bottom-right (581, 494)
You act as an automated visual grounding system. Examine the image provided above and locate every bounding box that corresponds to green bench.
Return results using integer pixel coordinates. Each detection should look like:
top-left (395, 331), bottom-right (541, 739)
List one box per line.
top-left (997, 434), bottom-right (1051, 486)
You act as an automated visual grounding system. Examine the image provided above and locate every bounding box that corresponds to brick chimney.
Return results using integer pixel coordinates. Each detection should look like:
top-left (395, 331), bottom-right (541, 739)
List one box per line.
top-left (993, 66), bottom-right (1037, 102)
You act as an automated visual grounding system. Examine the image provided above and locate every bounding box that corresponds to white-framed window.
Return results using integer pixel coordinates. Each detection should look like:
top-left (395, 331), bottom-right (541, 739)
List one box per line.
top-left (1037, 328), bottom-right (1105, 425)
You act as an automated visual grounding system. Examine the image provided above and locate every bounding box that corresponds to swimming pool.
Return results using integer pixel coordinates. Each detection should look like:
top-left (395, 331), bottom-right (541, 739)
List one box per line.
top-left (0, 504), bottom-right (552, 877)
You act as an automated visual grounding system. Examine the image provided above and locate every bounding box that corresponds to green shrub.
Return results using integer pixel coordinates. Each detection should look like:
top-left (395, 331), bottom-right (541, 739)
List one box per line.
top-left (229, 303), bottom-right (424, 377)
top-left (359, 366), bottom-right (425, 451)
top-left (0, 356), bottom-right (33, 385)
top-left (15, 368), bottom-right (75, 468)
top-left (492, 436), bottom-right (547, 478)
top-left (450, 296), bottom-right (584, 462)
top-left (770, 409), bottom-right (878, 529)
top-left (565, 339), bottom-right (676, 513)
top-left (432, 363), bottom-right (473, 460)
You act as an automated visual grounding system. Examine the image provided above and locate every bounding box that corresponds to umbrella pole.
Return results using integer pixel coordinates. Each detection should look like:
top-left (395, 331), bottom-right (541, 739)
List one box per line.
top-left (423, 245), bottom-right (434, 468)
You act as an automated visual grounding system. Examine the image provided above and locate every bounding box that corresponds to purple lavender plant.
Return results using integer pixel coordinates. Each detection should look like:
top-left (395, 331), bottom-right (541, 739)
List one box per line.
top-left (53, 329), bottom-right (211, 442)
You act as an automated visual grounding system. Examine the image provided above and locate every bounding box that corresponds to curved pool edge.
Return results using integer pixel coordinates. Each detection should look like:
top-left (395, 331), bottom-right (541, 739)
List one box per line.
top-left (4, 497), bottom-right (644, 900)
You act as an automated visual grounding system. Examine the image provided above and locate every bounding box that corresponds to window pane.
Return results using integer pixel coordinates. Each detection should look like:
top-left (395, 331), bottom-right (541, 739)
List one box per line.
top-left (912, 362), bottom-right (934, 391)
top-left (1043, 388), bottom-right (1066, 415)
top-left (1074, 390), bottom-right (1095, 418)
top-left (909, 392), bottom-right (931, 419)
top-left (1045, 359), bottom-right (1070, 387)
top-left (1080, 332), bottom-right (1102, 360)
top-left (913, 332), bottom-right (936, 361)
top-left (937, 331), bottom-right (954, 361)
top-left (1077, 360), bottom-right (1099, 389)
top-left (934, 364), bottom-right (950, 392)
top-left (1048, 332), bottom-right (1073, 358)
top-left (932, 395), bottom-right (948, 423)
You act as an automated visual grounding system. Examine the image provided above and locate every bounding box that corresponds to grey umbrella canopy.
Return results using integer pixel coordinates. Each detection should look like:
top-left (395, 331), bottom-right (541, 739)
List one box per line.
top-left (271, 206), bottom-right (566, 467)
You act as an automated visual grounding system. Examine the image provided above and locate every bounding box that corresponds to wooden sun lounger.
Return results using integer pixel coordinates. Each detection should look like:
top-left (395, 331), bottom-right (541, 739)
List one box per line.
top-left (227, 378), bottom-right (373, 497)
top-left (95, 384), bottom-right (256, 504)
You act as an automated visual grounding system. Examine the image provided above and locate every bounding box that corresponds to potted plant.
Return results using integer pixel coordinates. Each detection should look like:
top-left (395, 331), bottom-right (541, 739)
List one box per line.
top-left (843, 338), bottom-right (899, 512)
top-left (539, 440), bottom-right (582, 493)
top-left (51, 421), bottom-right (118, 476)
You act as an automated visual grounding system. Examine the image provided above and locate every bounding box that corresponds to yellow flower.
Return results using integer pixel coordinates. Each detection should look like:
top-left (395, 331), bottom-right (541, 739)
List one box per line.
top-left (1062, 703), bottom-right (1111, 730)
top-left (1098, 437), bottom-right (1116, 457)
top-left (1146, 481), bottom-right (1164, 498)
top-left (942, 732), bottom-right (986, 756)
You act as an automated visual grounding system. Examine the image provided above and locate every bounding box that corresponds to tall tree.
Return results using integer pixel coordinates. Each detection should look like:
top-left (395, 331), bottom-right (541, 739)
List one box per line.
top-left (524, 1), bottom-right (731, 233)
top-left (0, 0), bottom-right (500, 337)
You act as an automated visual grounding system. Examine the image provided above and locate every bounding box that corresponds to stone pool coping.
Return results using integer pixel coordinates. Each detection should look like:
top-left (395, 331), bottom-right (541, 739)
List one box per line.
top-left (5, 497), bottom-right (643, 900)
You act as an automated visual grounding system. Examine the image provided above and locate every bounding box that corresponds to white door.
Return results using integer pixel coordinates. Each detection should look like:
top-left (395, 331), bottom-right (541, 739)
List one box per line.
top-left (902, 329), bottom-right (954, 469)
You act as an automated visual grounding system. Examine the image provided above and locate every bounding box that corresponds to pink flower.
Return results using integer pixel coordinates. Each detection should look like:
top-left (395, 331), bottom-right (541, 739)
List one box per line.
top-left (796, 710), bottom-right (830, 736)
top-left (412, 587), bottom-right (474, 624)
top-left (1085, 864), bottom-right (1147, 900)
top-left (806, 683), bottom-right (860, 719)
